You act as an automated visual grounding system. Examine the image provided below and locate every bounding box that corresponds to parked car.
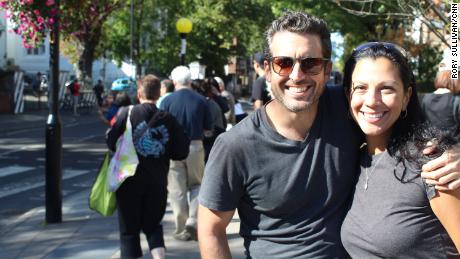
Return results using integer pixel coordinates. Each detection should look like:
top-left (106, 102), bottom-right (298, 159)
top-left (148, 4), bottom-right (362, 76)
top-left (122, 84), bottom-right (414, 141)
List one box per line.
top-left (111, 77), bottom-right (136, 91)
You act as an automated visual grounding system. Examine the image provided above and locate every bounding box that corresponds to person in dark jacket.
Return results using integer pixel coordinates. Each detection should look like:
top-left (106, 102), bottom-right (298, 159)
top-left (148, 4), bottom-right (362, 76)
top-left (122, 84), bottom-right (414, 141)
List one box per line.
top-left (422, 66), bottom-right (460, 141)
top-left (107, 74), bottom-right (190, 259)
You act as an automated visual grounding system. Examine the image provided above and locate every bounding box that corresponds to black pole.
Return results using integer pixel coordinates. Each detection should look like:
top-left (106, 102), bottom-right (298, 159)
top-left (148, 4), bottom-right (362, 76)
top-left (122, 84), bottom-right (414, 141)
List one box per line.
top-left (45, 0), bottom-right (62, 224)
top-left (180, 33), bottom-right (186, 65)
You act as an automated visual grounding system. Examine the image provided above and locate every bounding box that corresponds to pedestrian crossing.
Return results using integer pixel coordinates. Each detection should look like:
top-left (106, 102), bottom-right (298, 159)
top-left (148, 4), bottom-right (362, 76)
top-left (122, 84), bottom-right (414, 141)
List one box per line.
top-left (0, 166), bottom-right (92, 199)
top-left (0, 165), bottom-right (34, 178)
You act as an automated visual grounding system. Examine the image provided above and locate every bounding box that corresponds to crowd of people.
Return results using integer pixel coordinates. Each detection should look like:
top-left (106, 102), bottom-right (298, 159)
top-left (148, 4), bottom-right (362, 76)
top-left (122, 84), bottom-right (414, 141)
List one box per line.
top-left (97, 10), bottom-right (460, 259)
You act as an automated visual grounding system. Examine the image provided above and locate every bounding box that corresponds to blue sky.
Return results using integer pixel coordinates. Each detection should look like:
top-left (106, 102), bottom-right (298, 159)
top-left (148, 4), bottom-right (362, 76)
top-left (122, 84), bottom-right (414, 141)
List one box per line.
top-left (331, 32), bottom-right (344, 62)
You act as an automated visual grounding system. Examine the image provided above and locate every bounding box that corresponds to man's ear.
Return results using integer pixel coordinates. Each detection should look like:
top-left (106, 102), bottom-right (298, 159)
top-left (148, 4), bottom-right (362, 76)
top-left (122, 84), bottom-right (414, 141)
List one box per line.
top-left (264, 60), bottom-right (271, 82)
top-left (137, 87), bottom-right (142, 101)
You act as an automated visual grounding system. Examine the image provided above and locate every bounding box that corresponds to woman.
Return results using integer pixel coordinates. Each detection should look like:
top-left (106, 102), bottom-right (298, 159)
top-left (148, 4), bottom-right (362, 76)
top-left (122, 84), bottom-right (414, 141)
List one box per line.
top-left (422, 66), bottom-right (460, 140)
top-left (340, 42), bottom-right (460, 258)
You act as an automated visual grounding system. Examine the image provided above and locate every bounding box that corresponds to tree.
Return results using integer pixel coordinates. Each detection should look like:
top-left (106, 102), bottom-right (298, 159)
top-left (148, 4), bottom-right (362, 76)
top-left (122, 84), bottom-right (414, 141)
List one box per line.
top-left (332, 0), bottom-right (448, 86)
top-left (60, 0), bottom-right (124, 85)
top-left (1, 0), bottom-right (124, 86)
top-left (105, 0), bottom-right (274, 77)
top-left (333, 0), bottom-right (451, 47)
top-left (0, 0), bottom-right (58, 48)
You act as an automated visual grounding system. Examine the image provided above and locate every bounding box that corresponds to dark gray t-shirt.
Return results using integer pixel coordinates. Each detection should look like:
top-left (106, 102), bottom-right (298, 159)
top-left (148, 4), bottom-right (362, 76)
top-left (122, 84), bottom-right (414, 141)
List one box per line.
top-left (341, 149), bottom-right (459, 258)
top-left (199, 86), bottom-right (361, 258)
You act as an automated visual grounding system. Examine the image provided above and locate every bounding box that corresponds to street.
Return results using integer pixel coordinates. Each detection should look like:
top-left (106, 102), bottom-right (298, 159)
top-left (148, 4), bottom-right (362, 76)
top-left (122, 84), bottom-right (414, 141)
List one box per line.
top-left (0, 113), bottom-right (107, 232)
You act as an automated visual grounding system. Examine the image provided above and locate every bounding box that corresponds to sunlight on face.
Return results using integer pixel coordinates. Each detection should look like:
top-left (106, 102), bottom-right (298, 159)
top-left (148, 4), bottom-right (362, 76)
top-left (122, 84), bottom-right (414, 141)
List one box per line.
top-left (266, 31), bottom-right (330, 112)
top-left (349, 57), bottom-right (411, 144)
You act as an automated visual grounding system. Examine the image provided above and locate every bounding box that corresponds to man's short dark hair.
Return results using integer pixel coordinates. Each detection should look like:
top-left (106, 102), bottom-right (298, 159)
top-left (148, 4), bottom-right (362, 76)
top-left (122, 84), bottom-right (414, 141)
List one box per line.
top-left (264, 11), bottom-right (331, 60)
top-left (253, 52), bottom-right (265, 67)
top-left (139, 74), bottom-right (161, 100)
top-left (161, 79), bottom-right (175, 93)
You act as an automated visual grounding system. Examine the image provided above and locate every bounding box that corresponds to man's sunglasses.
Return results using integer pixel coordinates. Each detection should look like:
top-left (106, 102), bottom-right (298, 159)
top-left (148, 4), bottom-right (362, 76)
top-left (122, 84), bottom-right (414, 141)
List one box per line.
top-left (270, 56), bottom-right (329, 76)
top-left (352, 42), bottom-right (409, 60)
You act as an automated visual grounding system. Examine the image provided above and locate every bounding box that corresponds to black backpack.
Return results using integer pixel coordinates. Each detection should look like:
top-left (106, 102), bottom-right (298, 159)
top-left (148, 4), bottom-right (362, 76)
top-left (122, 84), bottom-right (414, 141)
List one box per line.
top-left (67, 81), bottom-right (76, 94)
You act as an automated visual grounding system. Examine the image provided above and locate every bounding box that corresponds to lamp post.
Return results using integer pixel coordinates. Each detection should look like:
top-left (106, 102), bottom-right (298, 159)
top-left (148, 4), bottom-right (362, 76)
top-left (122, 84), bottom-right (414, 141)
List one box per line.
top-left (175, 18), bottom-right (192, 66)
top-left (45, 0), bottom-right (62, 223)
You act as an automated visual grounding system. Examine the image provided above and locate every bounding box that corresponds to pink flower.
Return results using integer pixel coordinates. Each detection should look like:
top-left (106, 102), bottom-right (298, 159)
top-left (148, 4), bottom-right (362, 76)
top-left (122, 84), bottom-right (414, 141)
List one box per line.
top-left (46, 0), bottom-right (55, 6)
top-left (33, 9), bottom-right (40, 16)
top-left (48, 17), bottom-right (54, 25)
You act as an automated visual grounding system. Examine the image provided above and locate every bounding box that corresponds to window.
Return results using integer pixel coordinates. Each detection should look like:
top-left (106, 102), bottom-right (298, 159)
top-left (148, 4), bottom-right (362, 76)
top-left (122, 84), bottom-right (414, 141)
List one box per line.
top-left (26, 44), bottom-right (46, 55)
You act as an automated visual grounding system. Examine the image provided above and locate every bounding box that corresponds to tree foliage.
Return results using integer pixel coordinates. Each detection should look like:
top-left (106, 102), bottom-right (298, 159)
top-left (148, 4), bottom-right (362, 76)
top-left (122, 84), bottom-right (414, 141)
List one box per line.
top-left (60, 0), bottom-right (124, 85)
top-left (334, 0), bottom-right (451, 47)
top-left (0, 0), bottom-right (58, 48)
top-left (1, 0), bottom-right (124, 86)
top-left (105, 0), bottom-right (274, 77)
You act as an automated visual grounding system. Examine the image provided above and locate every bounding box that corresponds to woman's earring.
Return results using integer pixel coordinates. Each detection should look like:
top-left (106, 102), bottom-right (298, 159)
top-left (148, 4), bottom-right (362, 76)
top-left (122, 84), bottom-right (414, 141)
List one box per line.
top-left (400, 109), bottom-right (408, 119)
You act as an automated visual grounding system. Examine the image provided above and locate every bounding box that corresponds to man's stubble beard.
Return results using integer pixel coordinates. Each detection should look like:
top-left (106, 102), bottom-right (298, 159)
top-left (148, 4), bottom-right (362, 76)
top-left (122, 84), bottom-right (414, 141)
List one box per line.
top-left (270, 83), bottom-right (316, 113)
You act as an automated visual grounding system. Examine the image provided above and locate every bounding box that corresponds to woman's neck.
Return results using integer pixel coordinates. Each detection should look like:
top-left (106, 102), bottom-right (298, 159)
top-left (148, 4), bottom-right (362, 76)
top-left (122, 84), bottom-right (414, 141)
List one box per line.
top-left (365, 134), bottom-right (390, 155)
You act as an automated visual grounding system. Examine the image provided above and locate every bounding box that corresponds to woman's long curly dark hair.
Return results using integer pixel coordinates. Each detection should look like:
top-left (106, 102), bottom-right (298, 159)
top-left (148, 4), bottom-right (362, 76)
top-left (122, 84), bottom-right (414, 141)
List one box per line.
top-left (343, 43), bottom-right (458, 175)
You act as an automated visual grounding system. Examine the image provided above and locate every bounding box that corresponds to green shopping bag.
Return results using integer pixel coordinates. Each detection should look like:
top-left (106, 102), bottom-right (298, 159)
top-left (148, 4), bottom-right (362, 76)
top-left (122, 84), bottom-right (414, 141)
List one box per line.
top-left (89, 153), bottom-right (117, 216)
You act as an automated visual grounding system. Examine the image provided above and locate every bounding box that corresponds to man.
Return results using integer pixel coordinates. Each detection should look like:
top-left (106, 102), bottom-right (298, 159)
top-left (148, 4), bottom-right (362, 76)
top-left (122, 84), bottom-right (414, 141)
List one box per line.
top-left (160, 66), bottom-right (213, 241)
top-left (32, 72), bottom-right (42, 96)
top-left (93, 79), bottom-right (105, 107)
top-left (156, 79), bottom-right (174, 108)
top-left (107, 74), bottom-right (189, 259)
top-left (198, 11), bottom-right (460, 258)
top-left (71, 79), bottom-right (80, 116)
top-left (251, 52), bottom-right (271, 109)
top-left (214, 76), bottom-right (236, 126)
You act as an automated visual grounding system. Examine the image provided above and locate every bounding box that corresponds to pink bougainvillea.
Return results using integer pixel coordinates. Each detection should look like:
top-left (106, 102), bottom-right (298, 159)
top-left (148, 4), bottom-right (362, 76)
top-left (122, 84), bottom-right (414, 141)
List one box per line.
top-left (0, 0), bottom-right (58, 48)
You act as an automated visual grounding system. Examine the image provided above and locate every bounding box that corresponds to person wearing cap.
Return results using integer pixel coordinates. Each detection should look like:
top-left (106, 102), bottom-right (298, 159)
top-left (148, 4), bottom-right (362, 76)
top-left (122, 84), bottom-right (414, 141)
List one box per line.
top-left (251, 52), bottom-right (271, 110)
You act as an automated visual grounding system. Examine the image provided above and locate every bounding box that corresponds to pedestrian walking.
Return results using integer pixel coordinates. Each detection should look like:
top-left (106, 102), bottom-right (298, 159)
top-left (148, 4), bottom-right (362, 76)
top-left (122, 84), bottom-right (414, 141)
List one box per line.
top-left (214, 76), bottom-right (236, 126)
top-left (422, 60), bottom-right (460, 141)
top-left (156, 79), bottom-right (174, 109)
top-left (107, 74), bottom-right (190, 259)
top-left (198, 11), bottom-right (460, 259)
top-left (159, 66), bottom-right (213, 241)
top-left (70, 79), bottom-right (80, 116)
top-left (32, 72), bottom-right (42, 97)
top-left (93, 79), bottom-right (105, 107)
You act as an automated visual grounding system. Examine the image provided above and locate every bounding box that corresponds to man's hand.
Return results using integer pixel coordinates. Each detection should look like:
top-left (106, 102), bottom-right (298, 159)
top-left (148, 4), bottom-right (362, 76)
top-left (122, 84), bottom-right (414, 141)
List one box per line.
top-left (421, 144), bottom-right (460, 191)
top-left (198, 205), bottom-right (235, 259)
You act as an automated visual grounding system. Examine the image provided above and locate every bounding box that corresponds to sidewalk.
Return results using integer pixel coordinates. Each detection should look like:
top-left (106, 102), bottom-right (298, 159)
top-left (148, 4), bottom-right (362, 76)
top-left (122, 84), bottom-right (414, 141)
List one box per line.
top-left (0, 189), bottom-right (244, 259)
